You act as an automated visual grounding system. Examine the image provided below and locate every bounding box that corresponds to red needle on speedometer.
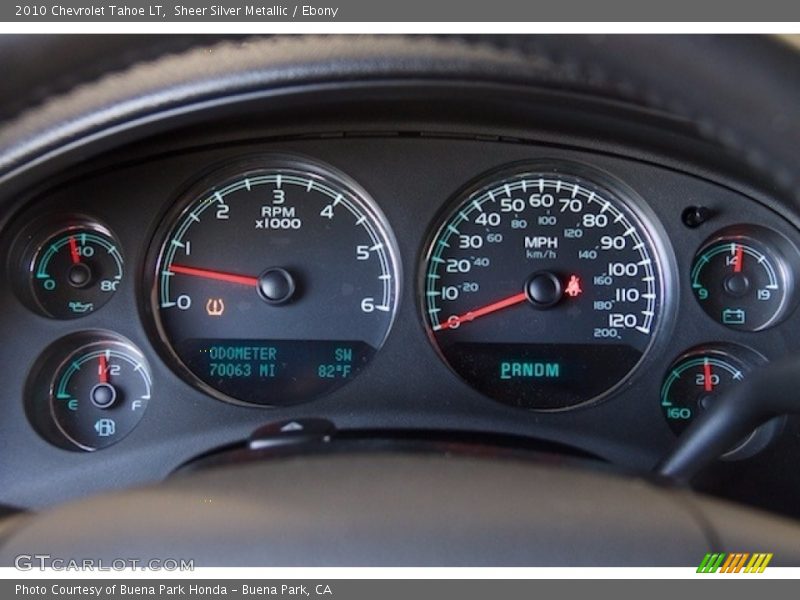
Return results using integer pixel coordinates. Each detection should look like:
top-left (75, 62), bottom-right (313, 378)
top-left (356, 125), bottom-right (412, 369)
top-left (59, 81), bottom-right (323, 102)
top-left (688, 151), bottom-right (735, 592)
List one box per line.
top-left (433, 291), bottom-right (528, 331)
top-left (169, 264), bottom-right (258, 287)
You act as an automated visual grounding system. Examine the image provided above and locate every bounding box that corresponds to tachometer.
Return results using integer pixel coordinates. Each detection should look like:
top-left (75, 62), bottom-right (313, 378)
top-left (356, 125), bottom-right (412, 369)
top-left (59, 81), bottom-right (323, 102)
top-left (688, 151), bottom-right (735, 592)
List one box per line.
top-left (422, 163), bottom-right (667, 410)
top-left (149, 156), bottom-right (399, 406)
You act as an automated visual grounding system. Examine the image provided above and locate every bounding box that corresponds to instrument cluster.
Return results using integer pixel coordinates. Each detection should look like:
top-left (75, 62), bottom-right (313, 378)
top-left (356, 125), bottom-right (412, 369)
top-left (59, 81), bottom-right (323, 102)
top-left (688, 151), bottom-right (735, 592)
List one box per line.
top-left (2, 132), bottom-right (800, 511)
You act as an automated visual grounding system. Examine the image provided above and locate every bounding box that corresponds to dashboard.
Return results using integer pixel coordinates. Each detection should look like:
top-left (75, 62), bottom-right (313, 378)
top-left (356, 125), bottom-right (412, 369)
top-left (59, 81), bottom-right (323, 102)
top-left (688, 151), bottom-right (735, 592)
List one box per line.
top-left (2, 64), bottom-right (800, 519)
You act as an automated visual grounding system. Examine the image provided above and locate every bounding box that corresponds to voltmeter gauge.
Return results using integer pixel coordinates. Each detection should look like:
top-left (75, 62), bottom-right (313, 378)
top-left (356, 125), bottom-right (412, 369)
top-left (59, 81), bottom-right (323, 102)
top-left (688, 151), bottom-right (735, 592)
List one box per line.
top-left (691, 226), bottom-right (798, 331)
top-left (660, 344), bottom-right (780, 460)
top-left (22, 221), bottom-right (123, 319)
top-left (26, 332), bottom-right (151, 451)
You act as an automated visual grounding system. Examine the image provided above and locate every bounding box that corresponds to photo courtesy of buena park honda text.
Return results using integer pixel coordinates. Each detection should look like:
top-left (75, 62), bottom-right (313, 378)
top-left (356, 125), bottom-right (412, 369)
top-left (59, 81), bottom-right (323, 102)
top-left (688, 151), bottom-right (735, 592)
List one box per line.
top-left (1, 0), bottom-right (800, 595)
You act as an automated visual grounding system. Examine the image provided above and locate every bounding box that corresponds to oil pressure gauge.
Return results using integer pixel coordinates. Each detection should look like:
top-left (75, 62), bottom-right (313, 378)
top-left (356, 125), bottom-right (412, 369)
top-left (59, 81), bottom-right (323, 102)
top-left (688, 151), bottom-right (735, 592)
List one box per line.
top-left (12, 219), bottom-right (124, 319)
top-left (691, 226), bottom-right (799, 331)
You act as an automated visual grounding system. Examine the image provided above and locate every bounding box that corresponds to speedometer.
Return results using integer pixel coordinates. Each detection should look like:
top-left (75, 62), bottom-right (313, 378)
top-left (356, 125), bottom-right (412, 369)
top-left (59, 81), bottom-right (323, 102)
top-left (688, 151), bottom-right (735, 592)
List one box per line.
top-left (149, 156), bottom-right (399, 406)
top-left (422, 163), bottom-right (667, 410)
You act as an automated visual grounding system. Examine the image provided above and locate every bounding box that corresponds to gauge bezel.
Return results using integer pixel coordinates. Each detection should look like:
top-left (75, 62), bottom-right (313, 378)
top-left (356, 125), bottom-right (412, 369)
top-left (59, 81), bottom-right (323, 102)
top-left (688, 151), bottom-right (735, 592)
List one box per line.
top-left (24, 330), bottom-right (151, 452)
top-left (418, 159), bottom-right (677, 412)
top-left (7, 215), bottom-right (124, 320)
top-left (690, 224), bottom-right (800, 332)
top-left (27, 221), bottom-right (123, 319)
top-left (142, 153), bottom-right (402, 408)
top-left (659, 343), bottom-right (780, 460)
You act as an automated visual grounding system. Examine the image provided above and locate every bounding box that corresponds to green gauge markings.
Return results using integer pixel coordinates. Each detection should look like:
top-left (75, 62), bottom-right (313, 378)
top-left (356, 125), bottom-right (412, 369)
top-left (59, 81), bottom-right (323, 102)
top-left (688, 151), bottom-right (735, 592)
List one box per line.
top-left (422, 167), bottom-right (665, 410)
top-left (36, 232), bottom-right (123, 280)
top-left (689, 228), bottom-right (797, 332)
top-left (660, 357), bottom-right (743, 408)
top-left (28, 224), bottom-right (124, 319)
top-left (159, 172), bottom-right (394, 313)
top-left (151, 160), bottom-right (400, 407)
top-left (691, 242), bottom-right (778, 291)
top-left (55, 348), bottom-right (152, 402)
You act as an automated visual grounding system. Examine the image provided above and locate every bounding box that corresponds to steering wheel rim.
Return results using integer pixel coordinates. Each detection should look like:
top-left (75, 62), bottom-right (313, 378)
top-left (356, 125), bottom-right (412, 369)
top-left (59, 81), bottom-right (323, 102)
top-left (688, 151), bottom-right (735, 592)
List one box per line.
top-left (1, 35), bottom-right (799, 197)
top-left (1, 451), bottom-right (800, 566)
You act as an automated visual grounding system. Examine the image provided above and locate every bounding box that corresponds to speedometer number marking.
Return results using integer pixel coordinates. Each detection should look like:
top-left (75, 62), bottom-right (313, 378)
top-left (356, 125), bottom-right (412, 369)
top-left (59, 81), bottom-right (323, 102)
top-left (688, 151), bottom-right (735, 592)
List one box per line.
top-left (423, 169), bottom-right (663, 410)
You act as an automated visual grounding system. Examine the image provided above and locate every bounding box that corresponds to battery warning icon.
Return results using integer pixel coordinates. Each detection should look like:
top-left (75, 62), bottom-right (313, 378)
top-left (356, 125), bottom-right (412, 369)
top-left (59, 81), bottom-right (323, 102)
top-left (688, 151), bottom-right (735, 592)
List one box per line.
top-left (721, 308), bottom-right (746, 326)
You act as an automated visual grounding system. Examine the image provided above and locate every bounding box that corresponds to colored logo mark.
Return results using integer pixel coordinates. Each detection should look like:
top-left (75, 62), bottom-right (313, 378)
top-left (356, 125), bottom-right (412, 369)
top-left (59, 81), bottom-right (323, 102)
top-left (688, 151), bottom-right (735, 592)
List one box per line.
top-left (697, 552), bottom-right (773, 573)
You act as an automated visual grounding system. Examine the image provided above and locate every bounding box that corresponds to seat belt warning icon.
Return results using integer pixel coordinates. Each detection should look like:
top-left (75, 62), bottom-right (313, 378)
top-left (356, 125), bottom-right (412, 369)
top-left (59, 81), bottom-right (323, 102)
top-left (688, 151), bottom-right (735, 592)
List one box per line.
top-left (206, 298), bottom-right (225, 317)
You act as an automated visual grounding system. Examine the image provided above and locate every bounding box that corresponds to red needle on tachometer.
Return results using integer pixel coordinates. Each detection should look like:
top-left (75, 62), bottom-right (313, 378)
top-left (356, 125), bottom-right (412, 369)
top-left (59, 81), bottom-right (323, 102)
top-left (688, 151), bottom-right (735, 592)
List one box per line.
top-left (433, 291), bottom-right (528, 331)
top-left (68, 236), bottom-right (80, 265)
top-left (169, 264), bottom-right (258, 287)
top-left (98, 354), bottom-right (109, 384)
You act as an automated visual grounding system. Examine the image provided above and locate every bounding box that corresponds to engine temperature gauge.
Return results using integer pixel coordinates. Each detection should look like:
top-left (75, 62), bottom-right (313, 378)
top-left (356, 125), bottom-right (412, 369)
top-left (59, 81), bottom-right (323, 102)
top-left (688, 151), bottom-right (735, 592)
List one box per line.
top-left (660, 344), bottom-right (779, 460)
top-left (691, 226), bottom-right (797, 331)
top-left (26, 332), bottom-right (151, 451)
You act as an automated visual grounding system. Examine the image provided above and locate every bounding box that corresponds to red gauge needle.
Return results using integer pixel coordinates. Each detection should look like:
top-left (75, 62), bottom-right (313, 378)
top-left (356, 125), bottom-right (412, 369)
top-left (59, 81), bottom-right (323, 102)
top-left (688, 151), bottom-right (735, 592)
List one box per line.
top-left (433, 292), bottom-right (528, 332)
top-left (733, 244), bottom-right (744, 273)
top-left (98, 353), bottom-right (109, 384)
top-left (68, 236), bottom-right (80, 265)
top-left (703, 360), bottom-right (713, 392)
top-left (169, 264), bottom-right (259, 287)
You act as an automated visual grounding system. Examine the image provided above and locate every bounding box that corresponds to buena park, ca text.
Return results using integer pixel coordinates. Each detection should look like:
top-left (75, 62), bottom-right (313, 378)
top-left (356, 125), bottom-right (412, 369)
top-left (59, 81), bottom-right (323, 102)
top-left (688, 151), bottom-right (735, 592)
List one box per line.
top-left (17, 584), bottom-right (334, 597)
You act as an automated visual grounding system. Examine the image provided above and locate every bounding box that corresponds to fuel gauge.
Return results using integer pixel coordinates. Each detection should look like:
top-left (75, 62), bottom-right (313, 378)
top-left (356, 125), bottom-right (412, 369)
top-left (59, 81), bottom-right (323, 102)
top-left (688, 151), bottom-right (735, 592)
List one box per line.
top-left (691, 226), bottom-right (798, 331)
top-left (26, 332), bottom-right (151, 451)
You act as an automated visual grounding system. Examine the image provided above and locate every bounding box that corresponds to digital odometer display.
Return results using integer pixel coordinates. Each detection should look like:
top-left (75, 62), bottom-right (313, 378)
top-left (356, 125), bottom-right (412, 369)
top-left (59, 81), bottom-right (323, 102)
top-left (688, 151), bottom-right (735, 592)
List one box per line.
top-left (422, 166), bottom-right (663, 410)
top-left (151, 157), bottom-right (399, 406)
